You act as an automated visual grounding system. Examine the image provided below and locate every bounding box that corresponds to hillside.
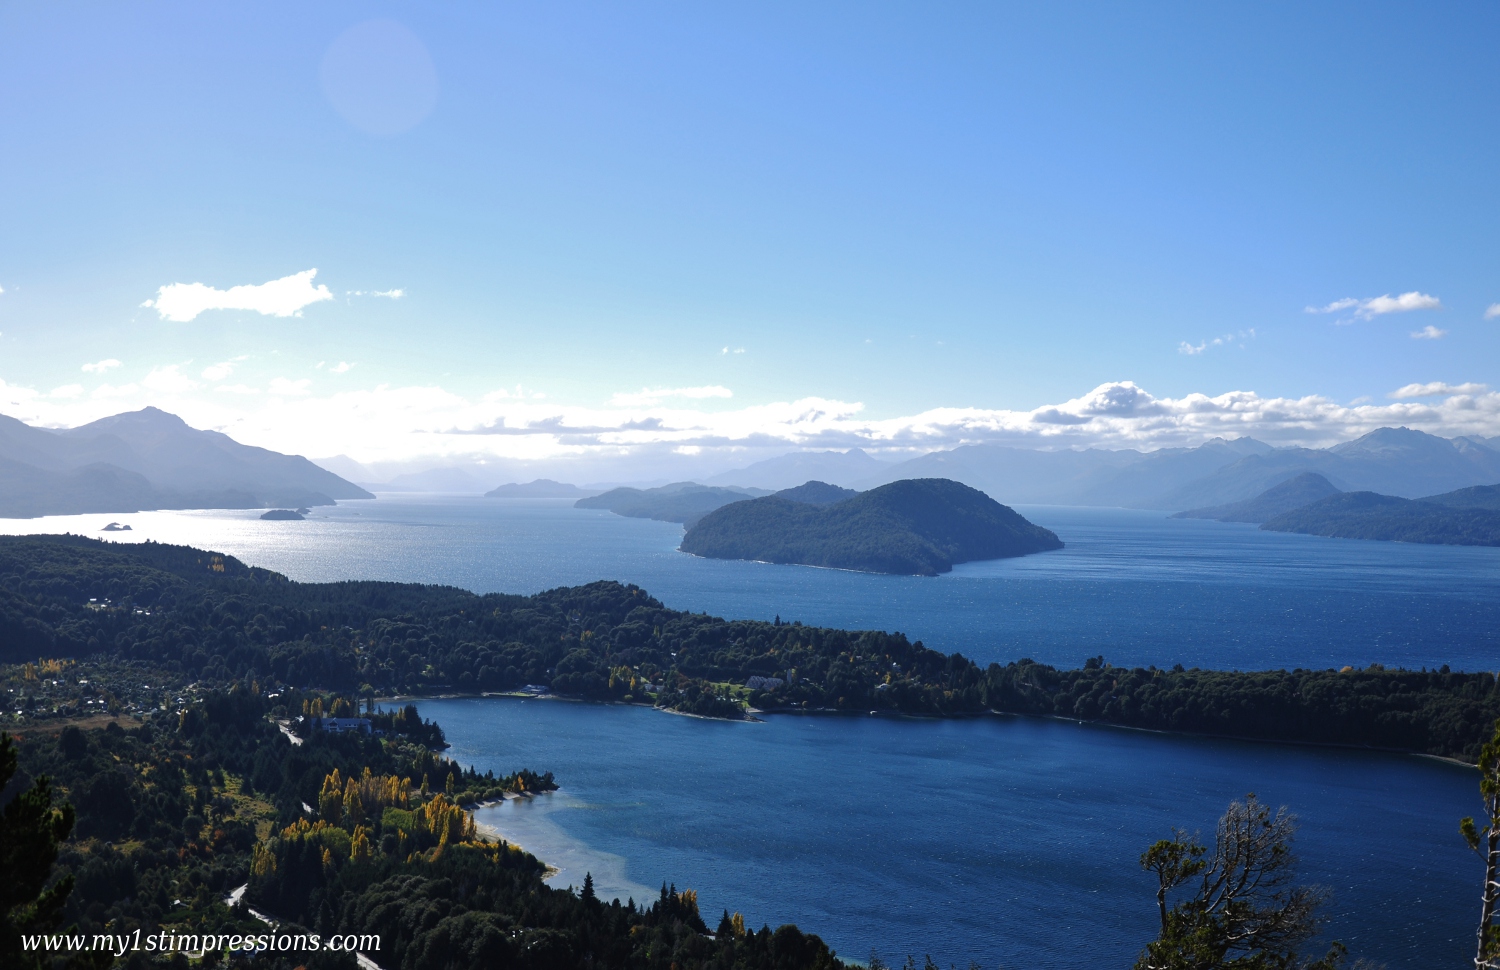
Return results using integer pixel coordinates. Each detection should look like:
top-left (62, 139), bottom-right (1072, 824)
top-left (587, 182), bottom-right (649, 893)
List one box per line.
top-left (1420, 482), bottom-right (1500, 511)
top-left (1261, 491), bottom-right (1500, 546)
top-left (575, 481), bottom-right (769, 525)
top-left (680, 478), bottom-right (1062, 575)
top-left (1174, 472), bottom-right (1342, 523)
top-left (0, 408), bottom-right (371, 517)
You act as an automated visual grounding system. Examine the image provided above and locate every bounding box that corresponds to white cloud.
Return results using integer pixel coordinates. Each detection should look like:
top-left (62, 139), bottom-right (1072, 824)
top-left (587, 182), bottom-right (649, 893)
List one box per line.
top-left (82, 358), bottom-right (121, 374)
top-left (1485, 303), bottom-right (1500, 320)
top-left (267, 377), bottom-right (312, 396)
top-left (347, 289), bottom-right (404, 300)
top-left (201, 356), bottom-right (248, 381)
top-left (1411, 325), bottom-right (1447, 340)
top-left (49, 384), bottom-right (83, 399)
top-left (1389, 382), bottom-right (1487, 399)
top-left (142, 269), bottom-right (333, 323)
top-left (215, 384), bottom-right (259, 395)
top-left (141, 364), bottom-right (198, 394)
top-left (720, 347), bottom-right (746, 355)
top-left (1179, 329), bottom-right (1255, 356)
top-left (11, 376), bottom-right (1500, 473)
top-left (331, 361), bottom-right (354, 374)
top-left (609, 385), bottom-right (734, 407)
top-left (1307, 291), bottom-right (1443, 320)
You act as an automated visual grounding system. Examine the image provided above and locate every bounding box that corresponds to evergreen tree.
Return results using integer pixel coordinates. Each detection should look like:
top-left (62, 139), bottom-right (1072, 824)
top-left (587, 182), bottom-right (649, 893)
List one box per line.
top-left (0, 731), bottom-right (77, 970)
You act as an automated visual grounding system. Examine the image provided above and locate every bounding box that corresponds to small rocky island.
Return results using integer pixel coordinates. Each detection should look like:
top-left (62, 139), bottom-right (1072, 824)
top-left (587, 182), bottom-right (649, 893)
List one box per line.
top-left (679, 478), bottom-right (1063, 575)
top-left (260, 509), bottom-right (305, 520)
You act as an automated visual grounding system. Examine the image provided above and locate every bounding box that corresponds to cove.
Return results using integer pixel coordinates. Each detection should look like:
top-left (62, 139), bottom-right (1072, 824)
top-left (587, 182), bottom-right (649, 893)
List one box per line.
top-left (430, 696), bottom-right (1475, 970)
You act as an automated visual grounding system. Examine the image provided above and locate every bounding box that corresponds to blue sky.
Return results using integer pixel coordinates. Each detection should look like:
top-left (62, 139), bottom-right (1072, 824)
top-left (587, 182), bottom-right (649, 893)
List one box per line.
top-left (1, 2), bottom-right (1497, 472)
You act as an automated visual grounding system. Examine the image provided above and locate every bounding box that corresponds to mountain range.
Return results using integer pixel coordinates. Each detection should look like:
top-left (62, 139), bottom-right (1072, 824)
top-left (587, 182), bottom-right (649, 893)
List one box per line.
top-left (0, 408), bottom-right (371, 517)
top-left (838, 427), bottom-right (1500, 510)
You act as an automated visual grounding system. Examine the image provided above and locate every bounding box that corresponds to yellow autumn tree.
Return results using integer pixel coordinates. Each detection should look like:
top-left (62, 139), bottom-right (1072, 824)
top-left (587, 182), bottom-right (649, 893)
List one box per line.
top-left (351, 825), bottom-right (371, 863)
top-left (318, 769), bottom-right (344, 825)
top-left (343, 777), bottom-right (364, 825)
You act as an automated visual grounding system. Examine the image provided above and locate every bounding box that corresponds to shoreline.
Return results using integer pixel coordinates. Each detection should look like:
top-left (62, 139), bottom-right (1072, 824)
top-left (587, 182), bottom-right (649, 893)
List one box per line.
top-left (469, 792), bottom-right (562, 879)
top-left (394, 690), bottom-right (1482, 769)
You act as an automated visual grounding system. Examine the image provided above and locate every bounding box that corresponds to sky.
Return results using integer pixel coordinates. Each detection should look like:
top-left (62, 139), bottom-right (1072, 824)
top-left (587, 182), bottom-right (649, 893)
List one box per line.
top-left (1, 2), bottom-right (1498, 478)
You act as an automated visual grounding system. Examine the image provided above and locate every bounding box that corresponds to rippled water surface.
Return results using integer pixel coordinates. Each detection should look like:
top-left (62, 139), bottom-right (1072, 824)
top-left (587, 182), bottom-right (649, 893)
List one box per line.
top-left (3, 494), bottom-right (1489, 965)
top-left (439, 697), bottom-right (1473, 970)
top-left (6, 493), bottom-right (1498, 670)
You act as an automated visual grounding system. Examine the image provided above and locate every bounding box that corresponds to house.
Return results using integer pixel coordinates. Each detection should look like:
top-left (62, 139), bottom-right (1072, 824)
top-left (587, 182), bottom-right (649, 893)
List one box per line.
top-left (313, 716), bottom-right (372, 734)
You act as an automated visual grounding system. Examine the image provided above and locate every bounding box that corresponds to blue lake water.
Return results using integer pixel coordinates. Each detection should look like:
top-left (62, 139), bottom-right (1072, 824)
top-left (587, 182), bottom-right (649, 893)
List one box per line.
top-left (9, 493), bottom-right (1499, 671)
top-left (3, 494), bottom-right (1491, 965)
top-left (434, 696), bottom-right (1474, 970)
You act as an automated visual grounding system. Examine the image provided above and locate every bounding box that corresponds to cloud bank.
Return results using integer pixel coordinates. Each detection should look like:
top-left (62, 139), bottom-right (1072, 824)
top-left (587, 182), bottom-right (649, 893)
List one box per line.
top-left (6, 374), bottom-right (1500, 479)
top-left (1389, 382), bottom-right (1487, 400)
top-left (143, 269), bottom-right (333, 322)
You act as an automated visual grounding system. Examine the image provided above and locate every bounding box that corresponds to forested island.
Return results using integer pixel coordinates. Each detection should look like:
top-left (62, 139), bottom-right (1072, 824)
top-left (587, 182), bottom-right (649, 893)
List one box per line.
top-left (680, 478), bottom-right (1063, 575)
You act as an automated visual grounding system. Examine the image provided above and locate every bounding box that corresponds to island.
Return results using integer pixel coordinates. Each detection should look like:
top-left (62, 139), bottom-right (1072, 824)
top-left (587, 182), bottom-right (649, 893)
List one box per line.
top-left (679, 477), bottom-right (1063, 575)
top-left (259, 508), bottom-right (305, 520)
top-left (485, 478), bottom-right (598, 498)
top-left (575, 481), bottom-right (770, 525)
top-left (99, 521), bottom-right (132, 531)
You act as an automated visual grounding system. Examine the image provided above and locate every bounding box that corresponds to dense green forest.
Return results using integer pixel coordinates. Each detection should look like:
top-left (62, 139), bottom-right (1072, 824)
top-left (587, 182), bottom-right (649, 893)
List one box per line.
top-left (2, 534), bottom-right (1498, 760)
top-left (1262, 491), bottom-right (1500, 545)
top-left (2, 687), bottom-right (842, 970)
top-left (680, 478), bottom-right (1063, 575)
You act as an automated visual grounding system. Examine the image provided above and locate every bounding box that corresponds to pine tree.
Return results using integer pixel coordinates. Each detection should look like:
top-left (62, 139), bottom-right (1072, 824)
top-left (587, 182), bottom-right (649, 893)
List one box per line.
top-left (0, 732), bottom-right (76, 970)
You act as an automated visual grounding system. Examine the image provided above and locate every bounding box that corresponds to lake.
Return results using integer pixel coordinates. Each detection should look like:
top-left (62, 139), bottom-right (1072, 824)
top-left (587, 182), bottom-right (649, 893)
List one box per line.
top-left (3, 493), bottom-right (1488, 965)
top-left (430, 695), bottom-right (1474, 970)
top-left (6, 493), bottom-right (1499, 671)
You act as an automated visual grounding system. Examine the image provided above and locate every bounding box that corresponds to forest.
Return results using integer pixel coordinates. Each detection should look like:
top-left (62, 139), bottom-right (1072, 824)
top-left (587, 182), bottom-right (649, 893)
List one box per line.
top-left (1262, 490), bottom-right (1500, 545)
top-left (2, 534), bottom-right (1498, 760)
top-left (1, 684), bottom-right (843, 970)
top-left (679, 478), bottom-right (1063, 575)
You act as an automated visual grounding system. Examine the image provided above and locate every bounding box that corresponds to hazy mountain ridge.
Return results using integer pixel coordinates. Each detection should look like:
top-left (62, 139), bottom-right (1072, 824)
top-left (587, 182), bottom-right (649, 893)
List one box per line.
top-left (831, 428), bottom-right (1500, 510)
top-left (704, 448), bottom-right (891, 489)
top-left (1174, 472), bottom-right (1344, 524)
top-left (0, 407), bottom-right (371, 517)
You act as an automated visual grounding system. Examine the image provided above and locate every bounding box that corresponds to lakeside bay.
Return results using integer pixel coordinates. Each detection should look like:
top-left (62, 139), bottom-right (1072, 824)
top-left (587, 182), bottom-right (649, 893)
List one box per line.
top-left (436, 696), bottom-right (1475, 969)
